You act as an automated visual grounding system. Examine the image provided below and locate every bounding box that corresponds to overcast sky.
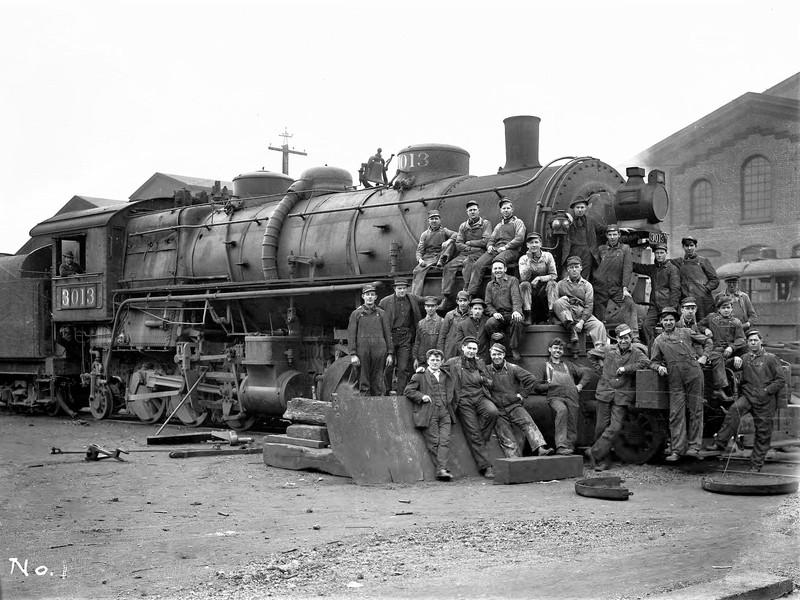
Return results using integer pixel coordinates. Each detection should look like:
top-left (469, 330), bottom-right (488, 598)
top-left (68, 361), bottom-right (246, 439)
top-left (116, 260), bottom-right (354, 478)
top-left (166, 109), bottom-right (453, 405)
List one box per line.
top-left (1, 0), bottom-right (798, 254)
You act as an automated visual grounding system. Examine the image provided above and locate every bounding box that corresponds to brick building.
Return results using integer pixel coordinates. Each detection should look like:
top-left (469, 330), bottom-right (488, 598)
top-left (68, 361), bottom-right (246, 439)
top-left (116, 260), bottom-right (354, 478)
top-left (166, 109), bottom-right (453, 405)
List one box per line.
top-left (633, 72), bottom-right (800, 268)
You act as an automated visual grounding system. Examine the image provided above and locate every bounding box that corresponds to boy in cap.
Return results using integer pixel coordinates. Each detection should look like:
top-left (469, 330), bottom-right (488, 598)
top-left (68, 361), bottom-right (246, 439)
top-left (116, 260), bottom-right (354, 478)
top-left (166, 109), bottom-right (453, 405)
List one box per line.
top-left (677, 297), bottom-right (707, 357)
top-left (672, 236), bottom-right (719, 320)
top-left (456, 298), bottom-right (490, 359)
top-left (411, 210), bottom-right (457, 296)
top-left (585, 324), bottom-right (650, 471)
top-left (59, 250), bottom-right (84, 277)
top-left (466, 197), bottom-right (526, 297)
top-left (632, 243), bottom-right (680, 346)
top-left (518, 232), bottom-right (558, 324)
top-left (412, 296), bottom-right (444, 369)
top-left (592, 224), bottom-right (639, 340)
top-left (347, 284), bottom-right (394, 396)
top-left (532, 337), bottom-right (590, 455)
top-left (404, 348), bottom-right (458, 481)
top-left (443, 336), bottom-right (499, 479)
top-left (438, 291), bottom-right (471, 360)
top-left (439, 200), bottom-right (492, 309)
top-left (704, 330), bottom-right (786, 471)
top-left (379, 278), bottom-right (423, 394)
top-left (483, 258), bottom-right (525, 361)
top-left (553, 256), bottom-right (609, 350)
top-left (649, 306), bottom-right (712, 461)
top-left (562, 196), bottom-right (601, 281)
top-left (715, 274), bottom-right (756, 331)
top-left (488, 343), bottom-right (554, 457)
top-left (698, 295), bottom-right (747, 400)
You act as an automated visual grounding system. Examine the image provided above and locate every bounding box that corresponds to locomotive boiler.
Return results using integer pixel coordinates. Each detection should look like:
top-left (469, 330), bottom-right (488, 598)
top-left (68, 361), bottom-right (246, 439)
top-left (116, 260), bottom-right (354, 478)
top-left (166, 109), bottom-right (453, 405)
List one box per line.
top-left (0, 116), bottom-right (668, 444)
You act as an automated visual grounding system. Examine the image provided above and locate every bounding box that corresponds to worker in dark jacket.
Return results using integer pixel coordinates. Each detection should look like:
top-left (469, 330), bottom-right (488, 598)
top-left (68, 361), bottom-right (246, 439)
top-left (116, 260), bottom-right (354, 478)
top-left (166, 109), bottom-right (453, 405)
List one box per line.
top-left (483, 258), bottom-right (524, 361)
top-left (404, 348), bottom-right (458, 481)
top-left (412, 296), bottom-right (444, 369)
top-left (715, 274), bottom-right (757, 331)
top-left (411, 210), bottom-right (457, 296)
top-left (562, 196), bottom-right (601, 281)
top-left (59, 250), bottom-right (84, 277)
top-left (437, 291), bottom-right (471, 360)
top-left (455, 298), bottom-right (490, 360)
top-left (592, 224), bottom-right (639, 340)
top-left (379, 278), bottom-right (422, 394)
top-left (532, 337), bottom-right (591, 455)
top-left (649, 306), bottom-right (712, 461)
top-left (439, 200), bottom-right (491, 309)
top-left (488, 343), bottom-right (553, 458)
top-left (632, 243), bottom-right (681, 347)
top-left (585, 324), bottom-right (650, 471)
top-left (347, 284), bottom-right (394, 396)
top-left (442, 336), bottom-right (499, 479)
top-left (699, 295), bottom-right (747, 400)
top-left (672, 236), bottom-right (720, 321)
top-left (705, 330), bottom-right (786, 471)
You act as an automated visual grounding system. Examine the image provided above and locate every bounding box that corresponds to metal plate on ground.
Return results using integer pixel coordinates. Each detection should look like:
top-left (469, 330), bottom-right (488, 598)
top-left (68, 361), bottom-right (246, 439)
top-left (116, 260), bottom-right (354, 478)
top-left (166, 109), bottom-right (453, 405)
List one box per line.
top-left (701, 474), bottom-right (799, 495)
top-left (575, 476), bottom-right (633, 500)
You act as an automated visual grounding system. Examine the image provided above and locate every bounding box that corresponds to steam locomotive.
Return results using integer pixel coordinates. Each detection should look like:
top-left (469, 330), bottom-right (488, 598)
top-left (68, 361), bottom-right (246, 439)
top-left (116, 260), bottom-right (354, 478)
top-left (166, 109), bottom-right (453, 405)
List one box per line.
top-left (0, 115), bottom-right (671, 457)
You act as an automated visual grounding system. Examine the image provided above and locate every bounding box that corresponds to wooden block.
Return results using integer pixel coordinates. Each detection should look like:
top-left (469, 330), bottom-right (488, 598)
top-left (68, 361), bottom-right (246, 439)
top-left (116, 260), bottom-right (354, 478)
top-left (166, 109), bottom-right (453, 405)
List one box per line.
top-left (264, 434), bottom-right (328, 449)
top-left (492, 455), bottom-right (584, 484)
top-left (286, 424), bottom-right (330, 444)
top-left (283, 397), bottom-right (330, 425)
top-left (263, 442), bottom-right (349, 478)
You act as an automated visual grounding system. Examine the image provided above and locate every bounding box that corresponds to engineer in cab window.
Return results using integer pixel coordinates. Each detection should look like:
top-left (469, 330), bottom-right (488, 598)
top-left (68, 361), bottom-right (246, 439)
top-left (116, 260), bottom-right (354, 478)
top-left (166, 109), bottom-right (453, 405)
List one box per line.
top-left (59, 250), bottom-right (84, 277)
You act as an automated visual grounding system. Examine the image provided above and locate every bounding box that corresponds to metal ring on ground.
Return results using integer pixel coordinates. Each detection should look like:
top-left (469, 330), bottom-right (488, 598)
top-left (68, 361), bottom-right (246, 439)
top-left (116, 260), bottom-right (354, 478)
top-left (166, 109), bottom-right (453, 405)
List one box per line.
top-left (701, 474), bottom-right (799, 495)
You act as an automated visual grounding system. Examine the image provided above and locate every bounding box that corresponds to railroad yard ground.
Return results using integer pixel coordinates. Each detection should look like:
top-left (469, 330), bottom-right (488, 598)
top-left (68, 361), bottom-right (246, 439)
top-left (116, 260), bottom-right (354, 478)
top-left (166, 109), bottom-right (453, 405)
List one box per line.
top-left (1, 412), bottom-right (798, 600)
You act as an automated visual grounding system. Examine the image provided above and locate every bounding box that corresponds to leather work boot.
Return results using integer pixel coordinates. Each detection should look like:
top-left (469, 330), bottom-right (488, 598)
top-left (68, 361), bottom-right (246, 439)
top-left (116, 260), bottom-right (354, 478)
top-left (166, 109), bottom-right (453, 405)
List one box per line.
top-left (711, 389), bottom-right (733, 403)
top-left (483, 466), bottom-right (495, 479)
top-left (511, 348), bottom-right (521, 361)
top-left (556, 447), bottom-right (574, 456)
top-left (522, 310), bottom-right (532, 326)
top-left (537, 445), bottom-right (554, 456)
top-left (665, 452), bottom-right (680, 462)
top-left (569, 324), bottom-right (579, 344)
top-left (436, 469), bottom-right (453, 481)
top-left (584, 447), bottom-right (597, 468)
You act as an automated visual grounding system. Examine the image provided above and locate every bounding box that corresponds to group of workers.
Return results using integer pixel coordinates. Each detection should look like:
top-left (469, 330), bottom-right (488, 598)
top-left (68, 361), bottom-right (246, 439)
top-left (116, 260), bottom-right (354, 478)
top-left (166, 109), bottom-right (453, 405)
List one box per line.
top-left (346, 195), bottom-right (783, 480)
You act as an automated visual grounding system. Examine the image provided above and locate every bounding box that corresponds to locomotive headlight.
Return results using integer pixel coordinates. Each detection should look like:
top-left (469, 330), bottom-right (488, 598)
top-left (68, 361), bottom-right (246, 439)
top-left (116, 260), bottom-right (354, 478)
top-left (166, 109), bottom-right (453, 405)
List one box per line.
top-left (549, 210), bottom-right (571, 236)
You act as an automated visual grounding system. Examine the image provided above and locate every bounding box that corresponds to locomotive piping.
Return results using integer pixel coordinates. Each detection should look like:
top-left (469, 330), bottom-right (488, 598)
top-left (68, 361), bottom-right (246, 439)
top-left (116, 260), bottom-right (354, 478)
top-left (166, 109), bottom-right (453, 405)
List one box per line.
top-left (261, 179), bottom-right (310, 280)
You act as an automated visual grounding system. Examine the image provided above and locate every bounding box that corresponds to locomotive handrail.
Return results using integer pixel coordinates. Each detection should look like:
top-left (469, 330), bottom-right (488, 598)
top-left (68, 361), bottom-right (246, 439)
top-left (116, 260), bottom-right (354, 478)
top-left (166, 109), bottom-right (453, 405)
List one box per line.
top-left (285, 156), bottom-right (590, 219)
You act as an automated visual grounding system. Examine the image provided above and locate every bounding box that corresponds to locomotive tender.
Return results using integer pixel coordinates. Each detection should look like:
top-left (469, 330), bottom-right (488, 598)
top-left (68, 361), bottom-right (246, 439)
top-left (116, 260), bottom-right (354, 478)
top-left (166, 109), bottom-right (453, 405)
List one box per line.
top-left (0, 116), bottom-right (669, 448)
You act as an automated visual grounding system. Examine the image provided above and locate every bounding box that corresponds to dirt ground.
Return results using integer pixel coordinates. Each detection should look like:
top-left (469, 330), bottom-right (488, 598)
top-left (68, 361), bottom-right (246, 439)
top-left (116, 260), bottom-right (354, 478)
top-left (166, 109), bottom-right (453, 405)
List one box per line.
top-left (1, 412), bottom-right (798, 600)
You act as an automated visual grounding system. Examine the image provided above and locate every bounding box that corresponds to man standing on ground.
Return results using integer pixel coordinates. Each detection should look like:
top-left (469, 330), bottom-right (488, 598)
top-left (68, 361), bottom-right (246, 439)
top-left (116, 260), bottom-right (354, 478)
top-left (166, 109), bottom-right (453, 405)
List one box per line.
top-left (553, 256), bottom-right (609, 350)
top-left (379, 278), bottom-right (422, 394)
top-left (673, 236), bottom-right (719, 320)
top-left (632, 243), bottom-right (680, 347)
top-left (518, 232), bottom-right (558, 325)
top-left (347, 284), bottom-right (393, 396)
top-left (439, 200), bottom-right (491, 310)
top-left (411, 210), bottom-right (456, 296)
top-left (592, 224), bottom-right (639, 341)
top-left (438, 291), bottom-right (471, 360)
top-left (715, 274), bottom-right (757, 331)
top-left (532, 338), bottom-right (590, 455)
top-left (488, 343), bottom-right (554, 458)
top-left (443, 337), bottom-right (499, 479)
top-left (562, 196), bottom-right (600, 281)
top-left (649, 306), bottom-right (712, 461)
top-left (704, 330), bottom-right (786, 472)
top-left (483, 258), bottom-right (525, 361)
top-left (412, 296), bottom-right (444, 369)
top-left (585, 324), bottom-right (650, 471)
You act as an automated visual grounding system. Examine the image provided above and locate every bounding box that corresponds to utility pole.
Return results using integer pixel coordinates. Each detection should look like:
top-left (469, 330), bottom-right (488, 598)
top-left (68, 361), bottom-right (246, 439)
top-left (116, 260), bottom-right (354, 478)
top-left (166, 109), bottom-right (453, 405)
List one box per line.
top-left (268, 127), bottom-right (307, 175)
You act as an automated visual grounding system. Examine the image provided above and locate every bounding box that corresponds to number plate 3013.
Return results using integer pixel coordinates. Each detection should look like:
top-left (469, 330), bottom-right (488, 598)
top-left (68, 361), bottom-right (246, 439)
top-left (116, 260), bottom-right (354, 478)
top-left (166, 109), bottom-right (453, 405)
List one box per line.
top-left (58, 284), bottom-right (99, 309)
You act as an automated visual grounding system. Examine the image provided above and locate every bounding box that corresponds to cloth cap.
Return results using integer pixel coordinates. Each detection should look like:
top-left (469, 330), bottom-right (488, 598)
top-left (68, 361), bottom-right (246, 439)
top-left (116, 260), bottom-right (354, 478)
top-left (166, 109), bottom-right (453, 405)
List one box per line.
top-left (362, 284), bottom-right (376, 294)
top-left (681, 236), bottom-right (698, 245)
top-left (498, 197), bottom-right (513, 208)
top-left (64, 250), bottom-right (74, 258)
top-left (423, 295), bottom-right (439, 305)
top-left (465, 200), bottom-right (479, 209)
top-left (470, 298), bottom-right (486, 307)
top-left (569, 197), bottom-right (588, 208)
top-left (426, 348), bottom-right (443, 359)
top-left (456, 291), bottom-right (470, 300)
top-left (526, 232), bottom-right (542, 242)
top-left (566, 256), bottom-right (582, 267)
top-left (393, 278), bottom-right (409, 287)
top-left (723, 274), bottom-right (740, 282)
top-left (427, 210), bottom-right (441, 218)
top-left (680, 297), bottom-right (698, 307)
top-left (659, 306), bottom-right (680, 319)
top-left (615, 324), bottom-right (632, 338)
top-left (462, 336), bottom-right (479, 346)
top-left (746, 329), bottom-right (762, 339)
top-left (491, 257), bottom-right (506, 266)
top-left (653, 243), bottom-right (668, 252)
top-left (489, 343), bottom-right (506, 354)
top-left (606, 224), bottom-right (620, 233)
top-left (588, 347), bottom-right (606, 359)
top-left (716, 294), bottom-right (734, 307)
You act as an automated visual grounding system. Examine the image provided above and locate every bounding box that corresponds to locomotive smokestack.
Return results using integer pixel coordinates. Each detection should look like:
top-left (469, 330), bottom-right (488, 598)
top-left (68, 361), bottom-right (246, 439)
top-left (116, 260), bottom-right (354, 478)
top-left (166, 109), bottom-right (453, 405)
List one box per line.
top-left (502, 115), bottom-right (541, 172)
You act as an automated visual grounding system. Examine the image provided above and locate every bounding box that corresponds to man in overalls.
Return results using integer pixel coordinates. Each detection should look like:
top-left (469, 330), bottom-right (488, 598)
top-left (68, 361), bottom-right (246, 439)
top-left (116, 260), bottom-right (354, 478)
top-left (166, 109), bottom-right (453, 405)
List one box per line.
top-left (347, 284), bottom-right (394, 396)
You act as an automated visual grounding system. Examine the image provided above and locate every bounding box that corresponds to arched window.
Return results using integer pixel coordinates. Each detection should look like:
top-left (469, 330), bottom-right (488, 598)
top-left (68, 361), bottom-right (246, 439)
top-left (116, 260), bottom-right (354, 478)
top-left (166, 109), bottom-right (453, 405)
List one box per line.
top-left (792, 244), bottom-right (800, 258)
top-left (690, 179), bottom-right (712, 226)
top-left (741, 155), bottom-right (772, 222)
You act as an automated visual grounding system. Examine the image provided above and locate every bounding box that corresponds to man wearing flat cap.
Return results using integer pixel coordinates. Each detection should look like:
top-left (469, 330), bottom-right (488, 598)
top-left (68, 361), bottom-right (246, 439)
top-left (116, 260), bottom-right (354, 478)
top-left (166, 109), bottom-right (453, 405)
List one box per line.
top-left (585, 324), bottom-right (649, 471)
top-left (633, 243), bottom-right (680, 346)
top-left (347, 284), bottom-right (394, 396)
top-left (411, 210), bottom-right (457, 296)
top-left (715, 274), bottom-right (757, 331)
top-left (673, 236), bottom-right (719, 321)
top-left (483, 257), bottom-right (525, 361)
top-left (649, 306), bottom-right (712, 461)
top-left (553, 255), bottom-right (609, 350)
top-left (677, 297), bottom-right (707, 357)
top-left (698, 295), bottom-right (747, 401)
top-left (412, 296), bottom-right (444, 370)
top-left (562, 196), bottom-right (601, 281)
top-left (439, 200), bottom-right (492, 309)
top-left (438, 291), bottom-right (472, 360)
top-left (59, 249), bottom-right (84, 277)
top-left (466, 197), bottom-right (526, 297)
top-left (592, 224), bottom-right (639, 341)
top-left (455, 298), bottom-right (490, 359)
top-left (518, 232), bottom-right (558, 324)
top-left (488, 343), bottom-right (554, 458)
top-left (380, 278), bottom-right (423, 394)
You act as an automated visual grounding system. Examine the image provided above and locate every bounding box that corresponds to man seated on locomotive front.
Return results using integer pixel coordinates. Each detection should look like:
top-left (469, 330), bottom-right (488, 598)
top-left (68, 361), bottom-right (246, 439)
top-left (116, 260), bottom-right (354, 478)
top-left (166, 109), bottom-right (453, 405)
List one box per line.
top-left (698, 295), bottom-right (747, 402)
top-left (715, 274), bottom-right (757, 332)
top-left (518, 232), bottom-right (558, 325)
top-left (483, 258), bottom-right (525, 361)
top-left (552, 256), bottom-right (609, 351)
top-left (59, 250), bottom-right (84, 277)
top-left (410, 210), bottom-right (457, 296)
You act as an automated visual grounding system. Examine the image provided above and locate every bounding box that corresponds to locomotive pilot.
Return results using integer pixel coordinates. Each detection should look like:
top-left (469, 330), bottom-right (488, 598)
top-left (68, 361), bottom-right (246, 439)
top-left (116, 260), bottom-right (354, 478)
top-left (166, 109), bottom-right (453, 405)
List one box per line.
top-left (438, 200), bottom-right (492, 311)
top-left (347, 284), bottom-right (394, 396)
top-left (465, 197), bottom-right (525, 298)
top-left (412, 296), bottom-right (444, 369)
top-left (672, 235), bottom-right (720, 321)
top-left (59, 250), bottom-right (84, 277)
top-left (517, 232), bottom-right (558, 325)
top-left (552, 256), bottom-right (609, 350)
top-left (704, 330), bottom-right (786, 472)
top-left (437, 291), bottom-right (472, 360)
top-left (715, 274), bottom-right (757, 331)
top-left (410, 210), bottom-right (457, 296)
top-left (483, 258), bottom-right (524, 361)
top-left (561, 196), bottom-right (601, 282)
top-left (379, 278), bottom-right (422, 394)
